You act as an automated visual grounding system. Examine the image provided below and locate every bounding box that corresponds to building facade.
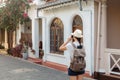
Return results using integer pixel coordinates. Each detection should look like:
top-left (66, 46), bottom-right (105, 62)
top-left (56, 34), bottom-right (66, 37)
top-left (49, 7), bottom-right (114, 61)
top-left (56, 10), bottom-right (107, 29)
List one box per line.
top-left (31, 0), bottom-right (94, 75)
top-left (30, 0), bottom-right (120, 76)
top-left (1, 0), bottom-right (119, 76)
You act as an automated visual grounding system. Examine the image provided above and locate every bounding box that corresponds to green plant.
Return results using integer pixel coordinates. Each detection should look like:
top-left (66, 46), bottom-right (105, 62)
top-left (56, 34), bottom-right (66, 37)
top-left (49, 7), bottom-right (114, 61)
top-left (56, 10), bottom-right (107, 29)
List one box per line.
top-left (22, 43), bottom-right (28, 53)
top-left (39, 49), bottom-right (44, 59)
top-left (7, 48), bottom-right (12, 55)
top-left (0, 0), bottom-right (30, 48)
top-left (0, 44), bottom-right (5, 49)
top-left (31, 49), bottom-right (35, 54)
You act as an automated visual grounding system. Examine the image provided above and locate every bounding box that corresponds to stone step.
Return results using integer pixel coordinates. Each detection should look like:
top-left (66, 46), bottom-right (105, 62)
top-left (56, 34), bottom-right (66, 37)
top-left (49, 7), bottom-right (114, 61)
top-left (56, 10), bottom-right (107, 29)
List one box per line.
top-left (42, 61), bottom-right (68, 72)
top-left (28, 57), bottom-right (43, 64)
top-left (99, 74), bottom-right (120, 80)
top-left (83, 77), bottom-right (96, 80)
top-left (28, 57), bottom-right (94, 79)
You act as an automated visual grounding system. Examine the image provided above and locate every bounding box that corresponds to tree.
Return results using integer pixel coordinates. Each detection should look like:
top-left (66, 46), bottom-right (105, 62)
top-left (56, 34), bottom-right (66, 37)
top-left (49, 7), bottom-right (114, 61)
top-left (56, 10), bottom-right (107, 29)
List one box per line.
top-left (0, 0), bottom-right (30, 48)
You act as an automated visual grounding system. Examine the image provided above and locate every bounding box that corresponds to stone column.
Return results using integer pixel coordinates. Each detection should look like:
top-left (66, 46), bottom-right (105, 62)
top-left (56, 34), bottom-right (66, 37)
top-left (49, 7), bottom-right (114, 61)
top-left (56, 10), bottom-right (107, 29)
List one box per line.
top-left (99, 0), bottom-right (107, 72)
top-left (16, 24), bottom-right (22, 44)
top-left (13, 31), bottom-right (16, 47)
top-left (32, 18), bottom-right (39, 58)
top-left (42, 18), bottom-right (46, 61)
top-left (4, 29), bottom-right (8, 49)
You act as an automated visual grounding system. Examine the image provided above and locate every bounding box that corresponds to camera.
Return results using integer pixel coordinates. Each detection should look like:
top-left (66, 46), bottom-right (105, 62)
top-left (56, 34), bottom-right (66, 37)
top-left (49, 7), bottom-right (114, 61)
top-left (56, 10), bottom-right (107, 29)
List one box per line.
top-left (71, 33), bottom-right (74, 38)
top-left (71, 34), bottom-right (74, 41)
top-left (71, 35), bottom-right (73, 38)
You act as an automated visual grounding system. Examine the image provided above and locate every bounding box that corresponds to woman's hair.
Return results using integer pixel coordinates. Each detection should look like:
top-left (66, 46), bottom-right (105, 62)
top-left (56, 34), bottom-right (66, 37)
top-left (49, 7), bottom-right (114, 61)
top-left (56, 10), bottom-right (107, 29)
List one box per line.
top-left (75, 37), bottom-right (82, 49)
top-left (76, 37), bottom-right (81, 44)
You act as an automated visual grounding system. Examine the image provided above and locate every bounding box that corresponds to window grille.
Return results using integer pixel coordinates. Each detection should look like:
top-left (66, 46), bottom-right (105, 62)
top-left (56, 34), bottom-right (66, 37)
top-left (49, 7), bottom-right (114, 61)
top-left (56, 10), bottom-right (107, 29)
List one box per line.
top-left (50, 18), bottom-right (64, 54)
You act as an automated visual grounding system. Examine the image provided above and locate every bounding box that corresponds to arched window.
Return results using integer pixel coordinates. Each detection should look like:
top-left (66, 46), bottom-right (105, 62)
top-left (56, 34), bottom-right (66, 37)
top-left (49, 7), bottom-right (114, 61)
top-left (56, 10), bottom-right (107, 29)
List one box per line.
top-left (50, 18), bottom-right (64, 55)
top-left (72, 15), bottom-right (83, 42)
top-left (72, 15), bottom-right (83, 32)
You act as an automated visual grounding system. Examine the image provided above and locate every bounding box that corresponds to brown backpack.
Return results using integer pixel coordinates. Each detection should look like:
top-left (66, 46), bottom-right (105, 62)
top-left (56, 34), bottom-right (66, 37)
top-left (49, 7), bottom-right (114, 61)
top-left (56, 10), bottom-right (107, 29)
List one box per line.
top-left (70, 43), bottom-right (86, 72)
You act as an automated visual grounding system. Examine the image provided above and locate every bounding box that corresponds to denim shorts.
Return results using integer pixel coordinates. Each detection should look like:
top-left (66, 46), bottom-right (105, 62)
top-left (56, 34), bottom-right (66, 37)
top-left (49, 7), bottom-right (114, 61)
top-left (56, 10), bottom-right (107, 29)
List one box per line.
top-left (68, 68), bottom-right (85, 76)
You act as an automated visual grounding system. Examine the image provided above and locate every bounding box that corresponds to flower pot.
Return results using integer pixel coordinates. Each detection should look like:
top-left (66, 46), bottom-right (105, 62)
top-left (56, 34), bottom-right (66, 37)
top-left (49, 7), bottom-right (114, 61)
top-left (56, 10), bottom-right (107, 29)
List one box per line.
top-left (39, 52), bottom-right (44, 59)
top-left (22, 52), bottom-right (28, 60)
top-left (39, 49), bottom-right (44, 59)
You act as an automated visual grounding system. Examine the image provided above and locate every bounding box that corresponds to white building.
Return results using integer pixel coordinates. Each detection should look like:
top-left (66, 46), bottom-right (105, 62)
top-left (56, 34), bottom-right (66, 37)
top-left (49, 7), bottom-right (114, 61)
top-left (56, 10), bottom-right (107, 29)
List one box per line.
top-left (30, 0), bottom-right (94, 75)
top-left (29, 0), bottom-right (120, 77)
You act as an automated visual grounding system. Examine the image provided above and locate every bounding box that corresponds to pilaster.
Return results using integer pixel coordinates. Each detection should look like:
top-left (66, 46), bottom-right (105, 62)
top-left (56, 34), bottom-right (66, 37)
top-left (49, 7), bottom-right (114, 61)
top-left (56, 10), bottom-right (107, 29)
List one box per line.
top-left (32, 18), bottom-right (39, 58)
top-left (99, 0), bottom-right (107, 72)
top-left (4, 29), bottom-right (8, 49)
top-left (13, 31), bottom-right (16, 47)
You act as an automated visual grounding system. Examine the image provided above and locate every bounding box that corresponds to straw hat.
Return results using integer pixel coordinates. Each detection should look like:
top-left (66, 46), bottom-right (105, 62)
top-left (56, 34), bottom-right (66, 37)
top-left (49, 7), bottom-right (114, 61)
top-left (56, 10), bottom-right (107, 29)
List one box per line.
top-left (72, 29), bottom-right (83, 38)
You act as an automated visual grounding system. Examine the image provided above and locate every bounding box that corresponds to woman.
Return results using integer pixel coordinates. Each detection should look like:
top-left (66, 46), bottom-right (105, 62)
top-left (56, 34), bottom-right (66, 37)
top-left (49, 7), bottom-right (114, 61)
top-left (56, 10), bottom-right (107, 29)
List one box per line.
top-left (59, 29), bottom-right (85, 80)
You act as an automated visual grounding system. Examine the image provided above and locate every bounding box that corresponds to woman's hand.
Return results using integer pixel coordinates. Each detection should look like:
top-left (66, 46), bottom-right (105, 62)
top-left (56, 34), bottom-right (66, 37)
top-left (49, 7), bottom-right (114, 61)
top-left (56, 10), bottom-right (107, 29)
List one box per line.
top-left (67, 36), bottom-right (72, 42)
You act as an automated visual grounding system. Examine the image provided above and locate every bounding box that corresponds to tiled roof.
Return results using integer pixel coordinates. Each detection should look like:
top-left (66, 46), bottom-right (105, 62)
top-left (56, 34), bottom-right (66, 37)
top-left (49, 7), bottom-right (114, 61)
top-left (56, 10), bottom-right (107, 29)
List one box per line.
top-left (37, 0), bottom-right (78, 10)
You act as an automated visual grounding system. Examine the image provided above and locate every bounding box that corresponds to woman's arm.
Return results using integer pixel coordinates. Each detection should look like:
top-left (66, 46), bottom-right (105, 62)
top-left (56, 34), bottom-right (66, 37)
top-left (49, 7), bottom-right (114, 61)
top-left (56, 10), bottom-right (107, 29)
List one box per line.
top-left (59, 37), bottom-right (72, 51)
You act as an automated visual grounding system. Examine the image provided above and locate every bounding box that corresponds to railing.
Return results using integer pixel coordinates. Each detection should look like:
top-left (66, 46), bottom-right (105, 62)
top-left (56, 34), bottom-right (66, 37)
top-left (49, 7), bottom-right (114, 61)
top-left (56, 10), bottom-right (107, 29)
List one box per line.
top-left (105, 48), bottom-right (120, 75)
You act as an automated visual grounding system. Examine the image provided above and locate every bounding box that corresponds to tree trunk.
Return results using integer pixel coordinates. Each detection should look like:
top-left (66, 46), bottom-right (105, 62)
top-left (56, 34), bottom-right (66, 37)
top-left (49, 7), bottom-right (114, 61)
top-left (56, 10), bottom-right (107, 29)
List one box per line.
top-left (7, 30), bottom-right (13, 48)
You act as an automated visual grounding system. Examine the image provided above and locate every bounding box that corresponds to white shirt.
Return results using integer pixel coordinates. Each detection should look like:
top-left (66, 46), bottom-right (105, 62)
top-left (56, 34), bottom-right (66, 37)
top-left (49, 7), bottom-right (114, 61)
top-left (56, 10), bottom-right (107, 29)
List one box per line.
top-left (66, 41), bottom-right (80, 67)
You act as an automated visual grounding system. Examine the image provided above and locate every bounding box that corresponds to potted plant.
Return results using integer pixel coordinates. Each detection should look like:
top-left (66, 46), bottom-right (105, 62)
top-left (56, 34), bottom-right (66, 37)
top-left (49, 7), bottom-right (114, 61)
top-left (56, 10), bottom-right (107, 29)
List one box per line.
top-left (0, 44), bottom-right (5, 49)
top-left (39, 49), bottom-right (44, 59)
top-left (31, 49), bottom-right (35, 54)
top-left (22, 42), bottom-right (28, 60)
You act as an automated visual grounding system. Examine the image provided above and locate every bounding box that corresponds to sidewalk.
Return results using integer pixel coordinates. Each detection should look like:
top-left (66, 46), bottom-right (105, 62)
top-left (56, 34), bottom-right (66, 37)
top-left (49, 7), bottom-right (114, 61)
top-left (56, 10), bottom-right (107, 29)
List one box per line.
top-left (27, 57), bottom-right (92, 78)
top-left (28, 57), bottom-right (68, 72)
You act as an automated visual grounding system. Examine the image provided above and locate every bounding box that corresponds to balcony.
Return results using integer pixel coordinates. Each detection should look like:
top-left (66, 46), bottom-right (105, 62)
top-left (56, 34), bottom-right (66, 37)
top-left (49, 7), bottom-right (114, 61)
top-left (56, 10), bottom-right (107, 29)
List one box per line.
top-left (105, 48), bottom-right (120, 75)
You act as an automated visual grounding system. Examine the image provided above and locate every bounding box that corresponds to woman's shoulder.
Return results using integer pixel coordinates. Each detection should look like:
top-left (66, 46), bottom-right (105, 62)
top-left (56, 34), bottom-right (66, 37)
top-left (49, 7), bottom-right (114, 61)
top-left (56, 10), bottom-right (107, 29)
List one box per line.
top-left (66, 42), bottom-right (74, 50)
top-left (66, 42), bottom-right (72, 47)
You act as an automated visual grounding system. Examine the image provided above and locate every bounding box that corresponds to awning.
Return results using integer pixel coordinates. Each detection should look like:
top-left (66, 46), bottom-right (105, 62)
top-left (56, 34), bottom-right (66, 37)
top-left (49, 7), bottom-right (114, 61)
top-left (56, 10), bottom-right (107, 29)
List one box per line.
top-left (37, 0), bottom-right (78, 10)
